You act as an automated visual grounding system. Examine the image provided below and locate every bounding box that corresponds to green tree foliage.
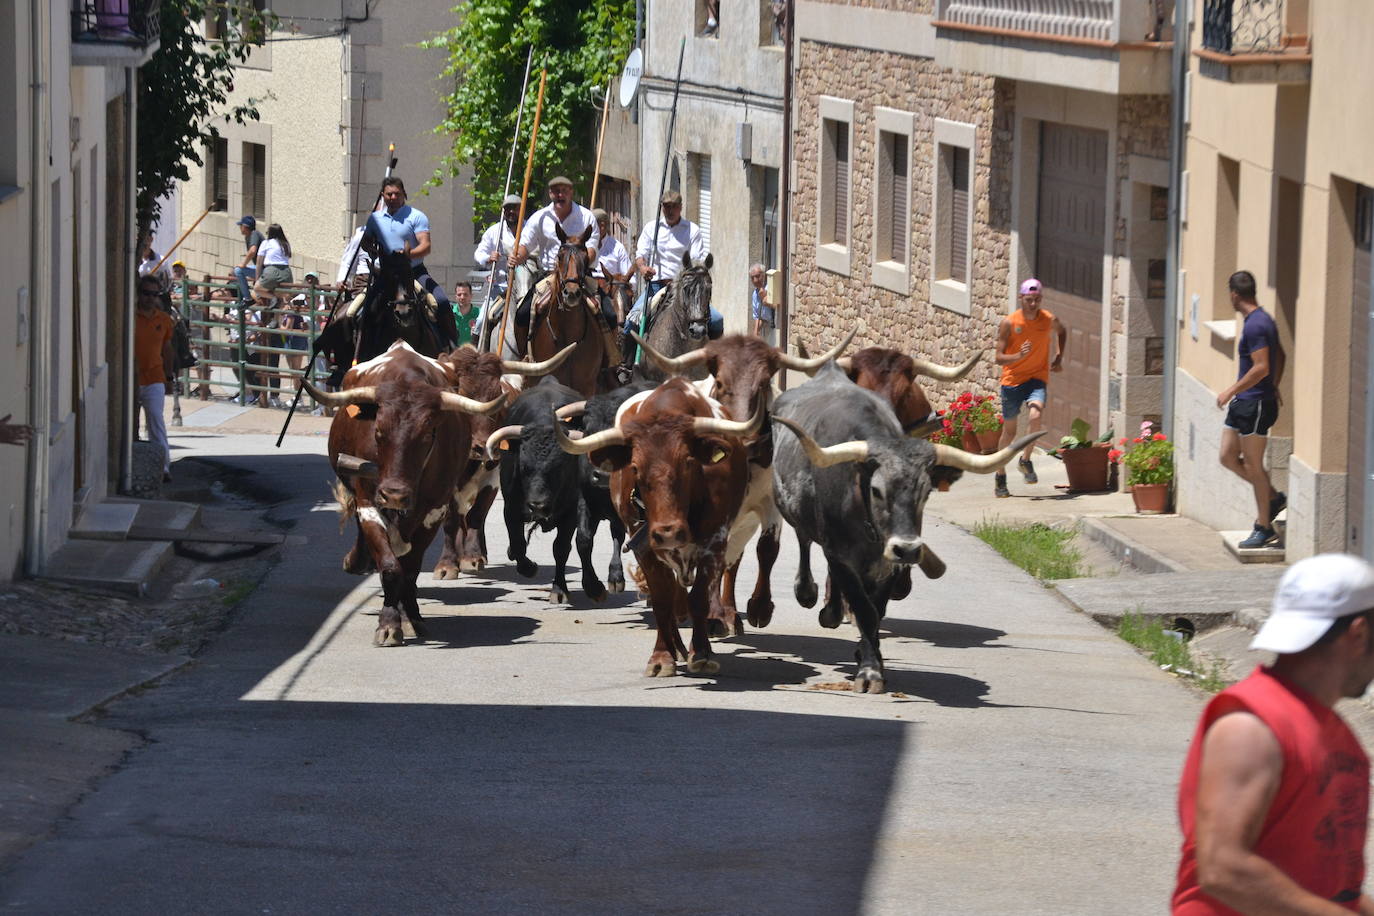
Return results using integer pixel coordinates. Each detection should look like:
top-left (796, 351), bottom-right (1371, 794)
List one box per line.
top-left (136, 1), bottom-right (275, 236)
top-left (424, 0), bottom-right (635, 225)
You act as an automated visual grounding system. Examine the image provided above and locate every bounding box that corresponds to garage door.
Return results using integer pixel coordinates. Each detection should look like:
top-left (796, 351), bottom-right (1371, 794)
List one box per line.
top-left (1036, 123), bottom-right (1108, 444)
top-left (1348, 185), bottom-right (1373, 555)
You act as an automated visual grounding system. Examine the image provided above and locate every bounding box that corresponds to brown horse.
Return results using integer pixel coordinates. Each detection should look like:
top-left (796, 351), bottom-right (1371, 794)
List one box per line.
top-left (528, 224), bottom-right (608, 396)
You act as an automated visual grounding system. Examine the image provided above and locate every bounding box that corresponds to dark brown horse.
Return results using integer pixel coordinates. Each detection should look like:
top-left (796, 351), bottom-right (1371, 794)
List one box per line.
top-left (527, 224), bottom-right (608, 397)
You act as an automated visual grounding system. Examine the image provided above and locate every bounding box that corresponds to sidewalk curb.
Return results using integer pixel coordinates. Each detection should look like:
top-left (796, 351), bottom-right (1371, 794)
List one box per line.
top-left (1077, 516), bottom-right (1187, 574)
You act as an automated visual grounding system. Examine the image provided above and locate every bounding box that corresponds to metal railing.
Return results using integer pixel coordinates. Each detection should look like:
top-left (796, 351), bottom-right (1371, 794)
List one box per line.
top-left (173, 279), bottom-right (334, 411)
top-left (1201, 0), bottom-right (1286, 53)
top-left (71, 0), bottom-right (160, 45)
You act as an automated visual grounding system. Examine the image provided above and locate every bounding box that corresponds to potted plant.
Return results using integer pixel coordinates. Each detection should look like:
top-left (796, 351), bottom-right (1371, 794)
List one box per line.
top-left (940, 391), bottom-right (1003, 454)
top-left (1115, 421), bottom-right (1174, 513)
top-left (1047, 417), bottom-right (1114, 492)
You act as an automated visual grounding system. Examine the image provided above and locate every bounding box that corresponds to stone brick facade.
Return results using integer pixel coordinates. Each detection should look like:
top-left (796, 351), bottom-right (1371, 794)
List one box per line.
top-left (791, 40), bottom-right (1013, 397)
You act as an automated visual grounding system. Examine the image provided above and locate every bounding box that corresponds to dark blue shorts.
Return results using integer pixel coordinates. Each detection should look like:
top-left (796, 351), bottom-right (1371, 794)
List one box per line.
top-left (1224, 397), bottom-right (1279, 436)
top-left (1000, 379), bottom-right (1047, 420)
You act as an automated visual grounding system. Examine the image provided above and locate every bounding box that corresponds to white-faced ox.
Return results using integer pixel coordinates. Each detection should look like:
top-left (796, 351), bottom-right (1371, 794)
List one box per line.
top-left (772, 364), bottom-right (1041, 693)
top-left (631, 327), bottom-right (858, 635)
top-left (554, 379), bottom-right (761, 677)
top-left (306, 341), bottom-right (505, 647)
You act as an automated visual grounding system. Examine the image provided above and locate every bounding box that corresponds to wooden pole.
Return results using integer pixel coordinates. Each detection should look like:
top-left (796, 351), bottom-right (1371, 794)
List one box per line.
top-left (589, 84), bottom-right (612, 210)
top-left (496, 67), bottom-right (548, 360)
top-left (480, 45), bottom-right (534, 353)
top-left (150, 204), bottom-right (218, 276)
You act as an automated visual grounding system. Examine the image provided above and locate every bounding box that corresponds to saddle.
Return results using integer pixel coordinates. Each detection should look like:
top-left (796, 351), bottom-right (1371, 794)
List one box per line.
top-left (344, 282), bottom-right (439, 322)
top-left (640, 286), bottom-right (671, 338)
top-left (526, 276), bottom-right (619, 370)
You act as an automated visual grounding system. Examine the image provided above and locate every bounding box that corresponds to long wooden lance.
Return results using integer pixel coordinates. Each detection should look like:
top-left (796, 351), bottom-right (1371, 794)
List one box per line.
top-left (150, 203), bottom-right (219, 276)
top-left (589, 83), bottom-right (612, 210)
top-left (480, 45), bottom-right (534, 353)
top-left (496, 66), bottom-right (548, 361)
top-left (275, 145), bottom-right (396, 447)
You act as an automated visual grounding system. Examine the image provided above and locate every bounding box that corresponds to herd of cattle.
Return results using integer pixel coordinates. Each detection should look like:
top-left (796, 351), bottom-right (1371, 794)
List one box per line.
top-left (303, 329), bottom-right (1040, 694)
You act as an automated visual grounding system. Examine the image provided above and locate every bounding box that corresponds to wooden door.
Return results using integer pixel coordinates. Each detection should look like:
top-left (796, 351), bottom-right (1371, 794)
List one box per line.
top-left (1036, 123), bottom-right (1107, 443)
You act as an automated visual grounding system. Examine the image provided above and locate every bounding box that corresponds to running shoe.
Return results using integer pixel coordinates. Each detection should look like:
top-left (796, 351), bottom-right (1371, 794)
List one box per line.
top-left (1269, 490), bottom-right (1287, 521)
top-left (994, 473), bottom-right (1010, 499)
top-left (1238, 524), bottom-right (1278, 550)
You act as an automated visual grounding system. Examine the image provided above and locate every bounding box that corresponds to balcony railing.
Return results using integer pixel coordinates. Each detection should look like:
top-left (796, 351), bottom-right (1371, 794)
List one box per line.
top-left (71, 0), bottom-right (160, 48)
top-left (1201, 0), bottom-right (1286, 53)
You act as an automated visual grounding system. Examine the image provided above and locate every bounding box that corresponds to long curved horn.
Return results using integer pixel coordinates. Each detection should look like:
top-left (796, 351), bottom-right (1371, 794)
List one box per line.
top-left (555, 400), bottom-right (587, 420)
top-left (301, 378), bottom-right (377, 407)
top-left (554, 420), bottom-right (627, 455)
top-left (773, 417), bottom-right (869, 467)
top-left (501, 343), bottom-right (577, 377)
top-left (776, 325), bottom-right (860, 374)
top-left (693, 406), bottom-right (765, 439)
top-left (439, 391), bottom-right (507, 416)
top-left (932, 431), bottom-right (1045, 473)
top-left (911, 351), bottom-right (982, 381)
top-left (630, 330), bottom-right (709, 376)
top-left (836, 356), bottom-right (853, 371)
top-left (483, 424), bottom-right (524, 461)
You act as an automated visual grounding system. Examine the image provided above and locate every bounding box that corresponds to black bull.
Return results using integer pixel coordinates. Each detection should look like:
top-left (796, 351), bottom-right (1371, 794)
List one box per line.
top-left (771, 364), bottom-right (1041, 694)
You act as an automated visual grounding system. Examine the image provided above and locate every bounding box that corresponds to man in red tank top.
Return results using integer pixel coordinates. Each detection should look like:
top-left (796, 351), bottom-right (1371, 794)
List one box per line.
top-left (1174, 553), bottom-right (1374, 914)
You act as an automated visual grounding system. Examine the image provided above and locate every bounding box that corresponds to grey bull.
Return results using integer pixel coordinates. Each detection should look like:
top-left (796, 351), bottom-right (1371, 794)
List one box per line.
top-left (772, 363), bottom-right (1041, 693)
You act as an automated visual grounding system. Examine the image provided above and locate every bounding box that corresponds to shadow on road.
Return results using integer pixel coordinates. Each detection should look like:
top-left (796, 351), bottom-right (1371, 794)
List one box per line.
top-left (881, 617), bottom-right (1006, 649)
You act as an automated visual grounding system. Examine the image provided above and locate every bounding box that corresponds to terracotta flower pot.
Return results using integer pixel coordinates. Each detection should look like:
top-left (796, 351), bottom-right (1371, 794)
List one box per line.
top-left (976, 429), bottom-right (1003, 454)
top-left (960, 430), bottom-right (982, 453)
top-left (1061, 444), bottom-right (1111, 492)
top-left (1131, 482), bottom-right (1171, 514)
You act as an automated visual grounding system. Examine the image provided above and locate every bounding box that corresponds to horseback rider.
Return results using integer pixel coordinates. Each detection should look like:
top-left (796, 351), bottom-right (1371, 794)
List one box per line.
top-left (506, 175), bottom-right (601, 353)
top-left (591, 208), bottom-right (631, 330)
top-left (472, 193), bottom-right (520, 347)
top-left (621, 189), bottom-right (724, 369)
top-left (363, 176), bottom-right (460, 350)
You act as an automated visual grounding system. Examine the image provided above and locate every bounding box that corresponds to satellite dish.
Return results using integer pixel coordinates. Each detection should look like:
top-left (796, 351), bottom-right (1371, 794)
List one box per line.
top-left (618, 48), bottom-right (643, 109)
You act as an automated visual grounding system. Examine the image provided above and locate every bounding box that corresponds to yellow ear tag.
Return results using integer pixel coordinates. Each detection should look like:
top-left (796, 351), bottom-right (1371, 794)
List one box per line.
top-left (711, 448), bottom-right (726, 464)
top-left (345, 404), bottom-right (361, 418)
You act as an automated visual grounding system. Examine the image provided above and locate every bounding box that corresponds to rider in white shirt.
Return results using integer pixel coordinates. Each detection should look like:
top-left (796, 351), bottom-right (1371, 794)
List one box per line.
top-left (507, 176), bottom-right (600, 336)
top-left (472, 194), bottom-right (520, 347)
top-left (591, 208), bottom-right (632, 331)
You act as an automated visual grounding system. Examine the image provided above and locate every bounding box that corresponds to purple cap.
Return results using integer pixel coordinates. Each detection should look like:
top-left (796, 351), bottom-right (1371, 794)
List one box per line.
top-left (1019, 278), bottom-right (1042, 296)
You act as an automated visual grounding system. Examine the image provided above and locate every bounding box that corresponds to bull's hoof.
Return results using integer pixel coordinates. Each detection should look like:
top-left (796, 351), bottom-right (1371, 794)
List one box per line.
top-left (515, 557), bottom-right (538, 578)
top-left (644, 657), bottom-right (677, 678)
top-left (687, 655), bottom-right (719, 675)
top-left (459, 556), bottom-right (486, 573)
top-left (853, 667), bottom-right (886, 694)
top-left (746, 596), bottom-right (774, 629)
top-left (583, 578), bottom-right (607, 603)
top-left (432, 561), bottom-right (460, 581)
top-left (548, 584), bottom-right (570, 604)
top-left (373, 624), bottom-right (404, 647)
top-left (818, 602), bottom-right (844, 630)
top-left (795, 579), bottom-right (818, 608)
top-left (607, 575), bottom-right (625, 594)
top-left (707, 617), bottom-right (730, 638)
top-left (401, 616), bottom-right (417, 638)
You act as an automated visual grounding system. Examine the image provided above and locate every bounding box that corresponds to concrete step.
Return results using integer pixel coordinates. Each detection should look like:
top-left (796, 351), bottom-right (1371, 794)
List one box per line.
top-left (69, 502), bottom-right (139, 541)
top-left (1053, 566), bottom-right (1288, 633)
top-left (108, 497), bottom-right (202, 537)
top-left (42, 539), bottom-right (174, 596)
top-left (1222, 529), bottom-right (1287, 563)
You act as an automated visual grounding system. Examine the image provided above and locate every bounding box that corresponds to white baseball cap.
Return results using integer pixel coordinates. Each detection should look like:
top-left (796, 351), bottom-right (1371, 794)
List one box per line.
top-left (1250, 553), bottom-right (1374, 653)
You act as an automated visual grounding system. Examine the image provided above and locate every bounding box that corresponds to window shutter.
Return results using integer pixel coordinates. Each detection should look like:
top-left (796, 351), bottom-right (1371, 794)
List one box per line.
top-left (890, 137), bottom-right (908, 264)
top-left (949, 146), bottom-right (969, 283)
top-left (696, 156), bottom-right (712, 252)
top-left (212, 138), bottom-right (228, 212)
top-left (833, 127), bottom-right (849, 246)
top-left (250, 144), bottom-right (266, 218)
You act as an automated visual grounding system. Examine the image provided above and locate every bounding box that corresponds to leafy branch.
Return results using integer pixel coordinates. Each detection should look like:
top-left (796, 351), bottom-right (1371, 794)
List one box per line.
top-left (422, 0), bottom-right (634, 227)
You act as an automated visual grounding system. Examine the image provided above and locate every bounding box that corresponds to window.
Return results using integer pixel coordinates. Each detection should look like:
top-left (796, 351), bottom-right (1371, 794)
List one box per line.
top-left (208, 136), bottom-right (228, 212)
top-left (932, 118), bottom-right (976, 314)
top-left (751, 165), bottom-right (780, 270)
top-left (691, 153), bottom-right (712, 253)
top-left (1213, 154), bottom-right (1239, 319)
top-left (760, 0), bottom-right (785, 46)
top-left (872, 109), bottom-right (913, 293)
top-left (816, 97), bottom-right (854, 275)
top-left (697, 0), bottom-right (719, 37)
top-left (242, 142), bottom-right (266, 219)
top-left (0, 0), bottom-right (17, 193)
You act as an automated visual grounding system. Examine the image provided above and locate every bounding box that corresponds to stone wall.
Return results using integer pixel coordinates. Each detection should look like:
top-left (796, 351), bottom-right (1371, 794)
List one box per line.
top-left (791, 40), bottom-right (1012, 397)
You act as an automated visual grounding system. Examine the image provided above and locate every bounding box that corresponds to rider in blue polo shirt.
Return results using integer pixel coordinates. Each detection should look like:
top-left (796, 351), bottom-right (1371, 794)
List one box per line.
top-left (364, 177), bottom-right (458, 350)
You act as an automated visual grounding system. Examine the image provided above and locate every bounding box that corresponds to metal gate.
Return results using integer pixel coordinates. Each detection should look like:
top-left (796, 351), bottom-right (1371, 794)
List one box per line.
top-left (1349, 184), bottom-right (1374, 555)
top-left (1035, 122), bottom-right (1108, 443)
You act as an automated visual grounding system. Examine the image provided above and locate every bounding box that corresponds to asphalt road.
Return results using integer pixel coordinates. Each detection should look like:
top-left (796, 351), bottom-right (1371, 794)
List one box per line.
top-left (0, 433), bottom-right (1203, 915)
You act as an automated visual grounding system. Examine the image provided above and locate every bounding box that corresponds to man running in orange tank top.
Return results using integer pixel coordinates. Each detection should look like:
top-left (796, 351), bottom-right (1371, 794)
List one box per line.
top-left (993, 278), bottom-right (1066, 498)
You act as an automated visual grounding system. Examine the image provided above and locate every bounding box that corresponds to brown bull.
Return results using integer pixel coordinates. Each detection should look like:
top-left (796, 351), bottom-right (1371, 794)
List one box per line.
top-left (554, 379), bottom-right (760, 676)
top-left (431, 344), bottom-right (577, 579)
top-left (631, 327), bottom-right (858, 635)
top-left (306, 342), bottom-right (504, 646)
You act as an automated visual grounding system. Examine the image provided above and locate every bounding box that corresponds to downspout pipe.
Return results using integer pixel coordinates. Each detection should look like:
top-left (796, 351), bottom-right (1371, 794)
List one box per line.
top-left (23, 0), bottom-right (50, 576)
top-left (779, 0), bottom-right (793, 387)
top-left (122, 66), bottom-right (137, 493)
top-left (1162, 0), bottom-right (1189, 436)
